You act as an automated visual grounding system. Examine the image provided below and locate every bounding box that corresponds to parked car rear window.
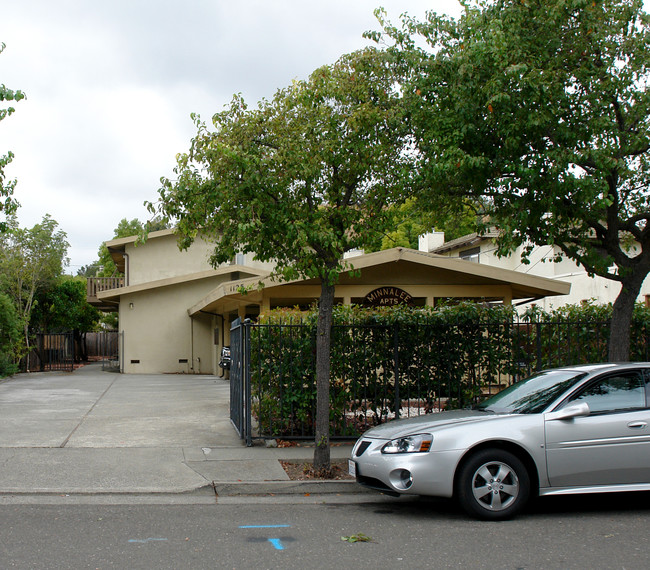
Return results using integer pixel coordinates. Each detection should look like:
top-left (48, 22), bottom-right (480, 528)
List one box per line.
top-left (570, 372), bottom-right (646, 413)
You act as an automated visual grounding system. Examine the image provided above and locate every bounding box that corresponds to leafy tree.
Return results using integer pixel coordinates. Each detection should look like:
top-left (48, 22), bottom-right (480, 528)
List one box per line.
top-left (95, 218), bottom-right (143, 277)
top-left (149, 49), bottom-right (411, 471)
top-left (0, 215), bottom-right (69, 363)
top-left (376, 0), bottom-right (650, 361)
top-left (76, 263), bottom-right (99, 278)
top-left (30, 277), bottom-right (101, 361)
top-left (0, 291), bottom-right (21, 377)
top-left (31, 277), bottom-right (100, 333)
top-left (98, 311), bottom-right (119, 330)
top-left (0, 42), bottom-right (25, 231)
top-left (377, 197), bottom-right (479, 250)
top-left (381, 200), bottom-right (425, 249)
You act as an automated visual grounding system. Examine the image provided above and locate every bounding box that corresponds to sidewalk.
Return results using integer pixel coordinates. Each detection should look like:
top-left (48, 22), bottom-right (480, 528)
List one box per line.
top-left (0, 363), bottom-right (359, 497)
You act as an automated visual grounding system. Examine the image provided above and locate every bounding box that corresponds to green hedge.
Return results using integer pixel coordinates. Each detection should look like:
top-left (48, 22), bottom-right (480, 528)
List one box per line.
top-left (519, 301), bottom-right (650, 366)
top-left (249, 302), bottom-right (650, 437)
top-left (250, 303), bottom-right (518, 437)
top-left (249, 301), bottom-right (650, 438)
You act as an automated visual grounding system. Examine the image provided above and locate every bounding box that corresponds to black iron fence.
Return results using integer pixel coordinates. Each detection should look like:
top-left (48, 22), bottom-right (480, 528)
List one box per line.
top-left (230, 319), bottom-right (252, 442)
top-left (85, 331), bottom-right (122, 371)
top-left (513, 320), bottom-right (650, 371)
top-left (27, 333), bottom-right (75, 372)
top-left (232, 316), bottom-right (650, 443)
top-left (24, 330), bottom-right (123, 373)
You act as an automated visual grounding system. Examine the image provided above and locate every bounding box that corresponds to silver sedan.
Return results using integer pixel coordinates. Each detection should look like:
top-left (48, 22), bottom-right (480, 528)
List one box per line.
top-left (349, 363), bottom-right (650, 519)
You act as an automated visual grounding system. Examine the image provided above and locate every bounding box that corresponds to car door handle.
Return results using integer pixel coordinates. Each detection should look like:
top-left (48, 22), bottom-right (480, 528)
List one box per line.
top-left (627, 421), bottom-right (648, 429)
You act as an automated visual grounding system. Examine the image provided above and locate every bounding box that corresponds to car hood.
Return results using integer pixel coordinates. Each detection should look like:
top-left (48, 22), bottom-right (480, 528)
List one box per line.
top-left (361, 410), bottom-right (502, 440)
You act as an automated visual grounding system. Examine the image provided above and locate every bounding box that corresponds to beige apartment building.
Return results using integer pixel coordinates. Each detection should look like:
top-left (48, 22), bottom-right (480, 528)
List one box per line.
top-left (87, 229), bottom-right (571, 375)
top-left (425, 230), bottom-right (650, 312)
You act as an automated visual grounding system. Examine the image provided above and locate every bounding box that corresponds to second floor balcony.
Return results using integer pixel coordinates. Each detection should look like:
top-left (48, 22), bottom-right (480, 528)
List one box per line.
top-left (87, 277), bottom-right (124, 310)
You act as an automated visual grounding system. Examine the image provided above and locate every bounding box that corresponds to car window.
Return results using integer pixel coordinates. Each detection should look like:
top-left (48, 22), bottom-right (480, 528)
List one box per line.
top-left (477, 370), bottom-right (586, 414)
top-left (569, 372), bottom-right (646, 414)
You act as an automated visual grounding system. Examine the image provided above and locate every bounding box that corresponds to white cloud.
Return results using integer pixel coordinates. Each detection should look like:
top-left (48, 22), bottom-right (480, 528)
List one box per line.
top-left (0, 0), bottom-right (461, 271)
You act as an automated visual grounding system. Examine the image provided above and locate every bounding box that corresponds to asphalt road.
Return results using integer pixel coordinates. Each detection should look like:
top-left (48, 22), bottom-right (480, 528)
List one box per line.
top-left (1, 492), bottom-right (649, 569)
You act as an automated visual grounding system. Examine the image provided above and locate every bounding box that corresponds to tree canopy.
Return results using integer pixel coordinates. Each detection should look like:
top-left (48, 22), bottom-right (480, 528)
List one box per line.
top-left (154, 48), bottom-right (411, 282)
top-left (377, 0), bottom-right (650, 360)
top-left (0, 215), bottom-right (69, 360)
top-left (377, 197), bottom-right (479, 251)
top-left (30, 276), bottom-right (101, 362)
top-left (150, 48), bottom-right (411, 470)
top-left (0, 42), bottom-right (25, 231)
top-left (31, 277), bottom-right (100, 334)
top-left (0, 291), bottom-right (20, 377)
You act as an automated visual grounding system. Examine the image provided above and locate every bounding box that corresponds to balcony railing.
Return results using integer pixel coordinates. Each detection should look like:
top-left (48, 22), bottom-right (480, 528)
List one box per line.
top-left (87, 277), bottom-right (124, 308)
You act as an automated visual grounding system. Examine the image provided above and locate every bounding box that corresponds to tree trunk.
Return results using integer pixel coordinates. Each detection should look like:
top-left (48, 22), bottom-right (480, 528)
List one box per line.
top-left (23, 322), bottom-right (30, 373)
top-left (609, 276), bottom-right (645, 362)
top-left (313, 280), bottom-right (335, 473)
top-left (74, 330), bottom-right (88, 362)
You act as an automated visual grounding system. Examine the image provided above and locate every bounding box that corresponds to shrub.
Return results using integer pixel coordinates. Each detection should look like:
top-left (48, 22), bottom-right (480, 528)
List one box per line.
top-left (0, 293), bottom-right (21, 378)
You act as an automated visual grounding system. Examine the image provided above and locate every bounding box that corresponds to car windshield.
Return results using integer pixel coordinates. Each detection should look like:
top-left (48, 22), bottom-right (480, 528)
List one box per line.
top-left (476, 370), bottom-right (587, 414)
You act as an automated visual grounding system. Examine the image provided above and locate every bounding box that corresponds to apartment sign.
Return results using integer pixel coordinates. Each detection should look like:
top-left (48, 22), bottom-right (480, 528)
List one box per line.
top-left (364, 287), bottom-right (413, 307)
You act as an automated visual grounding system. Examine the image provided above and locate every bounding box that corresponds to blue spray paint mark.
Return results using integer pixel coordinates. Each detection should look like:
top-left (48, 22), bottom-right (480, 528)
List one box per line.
top-left (239, 524), bottom-right (291, 551)
top-left (268, 538), bottom-right (284, 550)
top-left (239, 525), bottom-right (291, 529)
top-left (128, 538), bottom-right (168, 544)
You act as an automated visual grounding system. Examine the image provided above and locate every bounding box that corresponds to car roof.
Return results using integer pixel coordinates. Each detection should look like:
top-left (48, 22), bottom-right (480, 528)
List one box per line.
top-left (543, 363), bottom-right (650, 374)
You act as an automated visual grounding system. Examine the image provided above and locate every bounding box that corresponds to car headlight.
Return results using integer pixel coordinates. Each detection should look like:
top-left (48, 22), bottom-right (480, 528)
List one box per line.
top-left (381, 433), bottom-right (433, 454)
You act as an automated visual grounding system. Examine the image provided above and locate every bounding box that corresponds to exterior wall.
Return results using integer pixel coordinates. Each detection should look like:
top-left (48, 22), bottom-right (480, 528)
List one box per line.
top-left (531, 272), bottom-right (623, 312)
top-left (257, 282), bottom-right (516, 310)
top-left (191, 312), bottom-right (217, 375)
top-left (119, 277), bottom-right (229, 374)
top-left (125, 233), bottom-right (215, 285)
top-left (124, 233), bottom-right (273, 286)
top-left (433, 237), bottom-right (650, 310)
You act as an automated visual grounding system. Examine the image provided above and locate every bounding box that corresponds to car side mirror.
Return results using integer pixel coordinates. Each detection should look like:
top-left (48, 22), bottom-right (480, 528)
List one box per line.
top-left (546, 401), bottom-right (590, 421)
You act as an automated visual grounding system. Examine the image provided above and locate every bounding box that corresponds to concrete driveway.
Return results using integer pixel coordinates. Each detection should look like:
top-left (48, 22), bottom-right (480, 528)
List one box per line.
top-left (0, 363), bottom-right (239, 449)
top-left (0, 363), bottom-right (251, 495)
top-left (0, 363), bottom-right (355, 497)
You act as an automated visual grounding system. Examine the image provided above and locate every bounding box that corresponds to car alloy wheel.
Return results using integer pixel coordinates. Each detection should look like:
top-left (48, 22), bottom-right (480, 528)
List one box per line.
top-left (457, 449), bottom-right (530, 520)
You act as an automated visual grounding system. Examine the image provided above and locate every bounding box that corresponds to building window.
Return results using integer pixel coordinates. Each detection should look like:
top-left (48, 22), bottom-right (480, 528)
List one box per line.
top-left (460, 246), bottom-right (480, 263)
top-left (231, 253), bottom-right (246, 265)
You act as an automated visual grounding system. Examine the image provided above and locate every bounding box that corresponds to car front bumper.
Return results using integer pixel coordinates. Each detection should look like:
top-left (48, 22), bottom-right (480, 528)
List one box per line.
top-left (350, 437), bottom-right (463, 498)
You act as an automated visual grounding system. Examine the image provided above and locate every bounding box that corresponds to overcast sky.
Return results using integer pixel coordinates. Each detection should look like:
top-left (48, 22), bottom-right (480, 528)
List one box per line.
top-left (1, 0), bottom-right (460, 271)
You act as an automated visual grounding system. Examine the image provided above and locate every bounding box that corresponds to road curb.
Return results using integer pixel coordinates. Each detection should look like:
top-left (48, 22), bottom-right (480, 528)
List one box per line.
top-left (0, 484), bottom-right (217, 496)
top-left (212, 479), bottom-right (373, 496)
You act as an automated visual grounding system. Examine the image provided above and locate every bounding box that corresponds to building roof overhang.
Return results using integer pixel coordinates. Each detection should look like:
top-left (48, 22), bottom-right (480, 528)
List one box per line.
top-left (97, 265), bottom-right (270, 301)
top-left (189, 247), bottom-right (571, 316)
top-left (431, 229), bottom-right (500, 255)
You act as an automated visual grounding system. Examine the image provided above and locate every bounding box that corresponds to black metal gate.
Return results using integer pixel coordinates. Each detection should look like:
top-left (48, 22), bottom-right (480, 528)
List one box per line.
top-left (32, 333), bottom-right (75, 372)
top-left (229, 318), bottom-right (252, 446)
top-left (85, 331), bottom-right (122, 371)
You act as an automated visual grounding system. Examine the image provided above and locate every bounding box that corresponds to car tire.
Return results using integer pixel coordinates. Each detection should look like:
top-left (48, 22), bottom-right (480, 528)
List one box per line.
top-left (456, 448), bottom-right (530, 521)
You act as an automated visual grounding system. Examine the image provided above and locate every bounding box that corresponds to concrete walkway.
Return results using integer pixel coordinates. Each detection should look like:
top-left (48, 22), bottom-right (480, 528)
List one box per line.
top-left (0, 363), bottom-right (355, 497)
